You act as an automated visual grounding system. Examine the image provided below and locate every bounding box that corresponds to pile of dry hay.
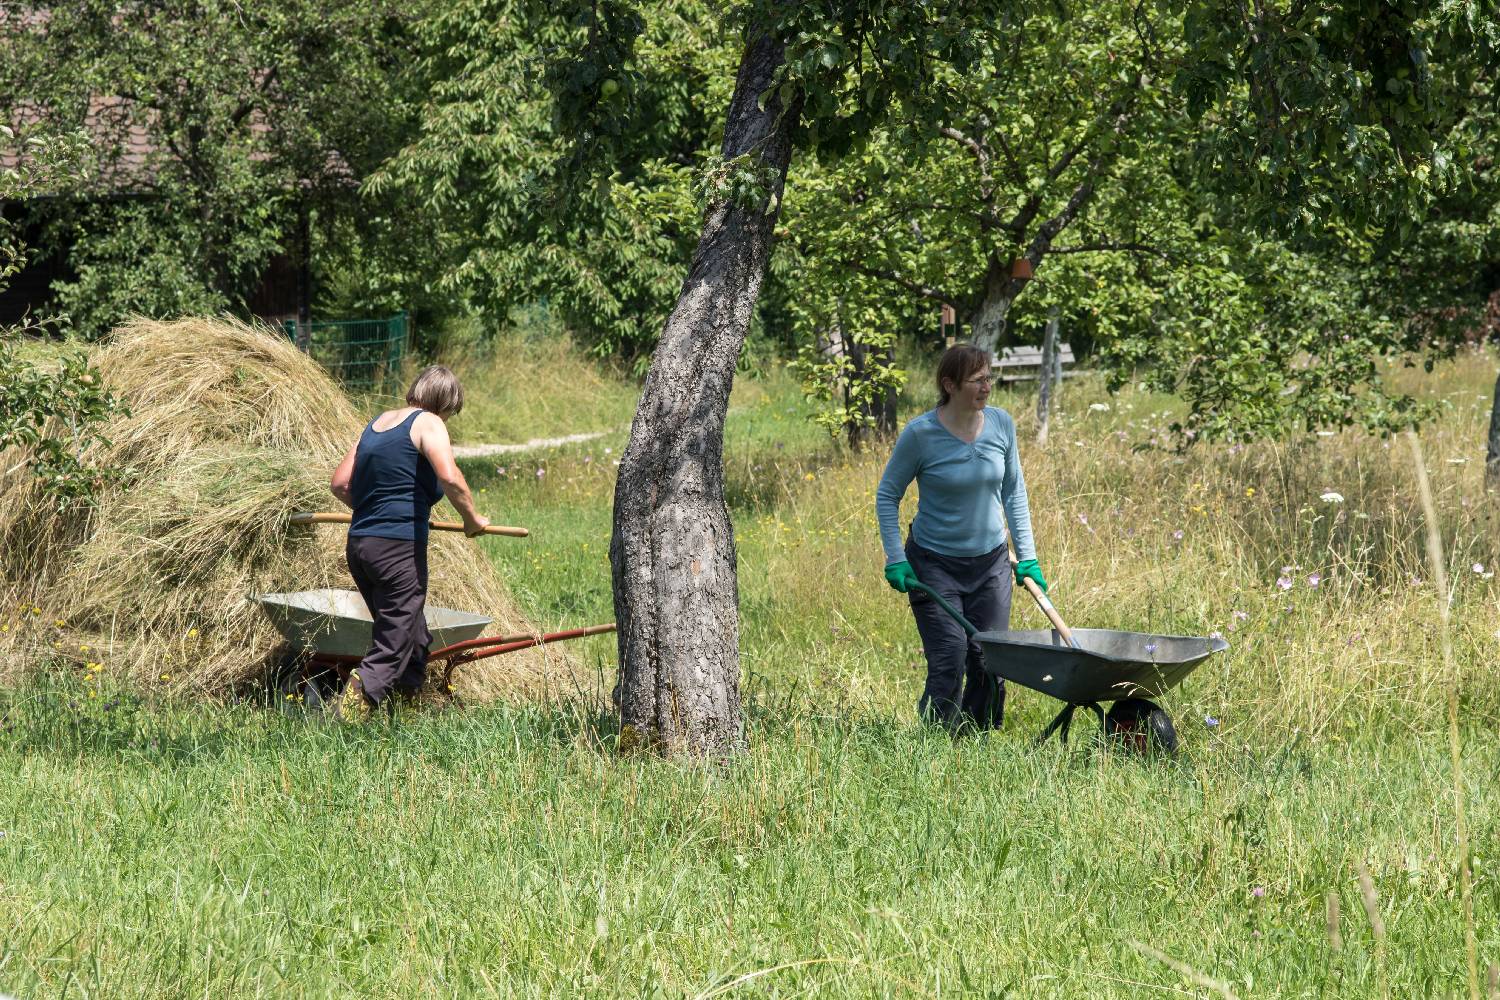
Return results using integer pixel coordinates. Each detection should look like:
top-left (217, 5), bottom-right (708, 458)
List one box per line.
top-left (0, 317), bottom-right (580, 702)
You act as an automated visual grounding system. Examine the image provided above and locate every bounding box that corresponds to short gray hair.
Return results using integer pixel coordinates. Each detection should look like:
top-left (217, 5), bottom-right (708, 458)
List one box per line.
top-left (406, 365), bottom-right (464, 416)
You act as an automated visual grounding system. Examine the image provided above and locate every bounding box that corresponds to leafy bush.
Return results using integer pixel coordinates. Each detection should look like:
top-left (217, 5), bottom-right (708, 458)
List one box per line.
top-left (0, 337), bottom-right (122, 509)
top-left (49, 203), bottom-right (232, 340)
top-left (1, 126), bottom-right (122, 507)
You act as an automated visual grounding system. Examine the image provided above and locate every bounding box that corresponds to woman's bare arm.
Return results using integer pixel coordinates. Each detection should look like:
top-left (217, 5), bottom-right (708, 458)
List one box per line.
top-left (329, 442), bottom-right (359, 510)
top-left (414, 413), bottom-right (489, 535)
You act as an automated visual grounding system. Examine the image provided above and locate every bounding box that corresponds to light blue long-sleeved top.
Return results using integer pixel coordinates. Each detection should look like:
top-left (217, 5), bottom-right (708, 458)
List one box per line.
top-left (876, 406), bottom-right (1035, 564)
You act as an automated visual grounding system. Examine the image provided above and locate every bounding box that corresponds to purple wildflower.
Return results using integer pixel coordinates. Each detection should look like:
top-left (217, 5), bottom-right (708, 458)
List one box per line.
top-left (1276, 576), bottom-right (1293, 591)
top-left (1306, 573), bottom-right (1321, 588)
top-left (1204, 715), bottom-right (1220, 728)
top-left (536, 468), bottom-right (545, 478)
top-left (1232, 610), bottom-right (1249, 621)
top-left (1172, 530), bottom-right (1184, 541)
top-left (1251, 886), bottom-right (1266, 898)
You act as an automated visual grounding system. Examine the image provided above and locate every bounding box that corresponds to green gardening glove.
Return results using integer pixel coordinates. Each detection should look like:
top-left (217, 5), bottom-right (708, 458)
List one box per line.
top-left (1014, 558), bottom-right (1048, 594)
top-left (884, 560), bottom-right (919, 593)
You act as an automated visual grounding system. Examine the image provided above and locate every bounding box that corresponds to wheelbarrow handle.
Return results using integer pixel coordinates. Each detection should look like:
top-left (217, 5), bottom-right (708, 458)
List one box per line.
top-left (904, 558), bottom-right (1082, 651)
top-left (905, 581), bottom-right (979, 638)
top-left (1005, 551), bottom-right (1080, 649)
top-left (290, 511), bottom-right (529, 538)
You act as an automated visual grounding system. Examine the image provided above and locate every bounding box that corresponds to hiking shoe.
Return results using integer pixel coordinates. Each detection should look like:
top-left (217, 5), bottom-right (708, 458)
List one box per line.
top-left (335, 670), bottom-right (374, 724)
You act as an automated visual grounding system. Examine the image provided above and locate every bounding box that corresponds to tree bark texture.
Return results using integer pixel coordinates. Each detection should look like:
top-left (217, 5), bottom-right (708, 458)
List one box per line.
top-left (969, 253), bottom-right (1022, 355)
top-left (844, 336), bottom-right (897, 450)
top-left (1036, 306), bottom-right (1059, 446)
top-left (609, 31), bottom-right (799, 758)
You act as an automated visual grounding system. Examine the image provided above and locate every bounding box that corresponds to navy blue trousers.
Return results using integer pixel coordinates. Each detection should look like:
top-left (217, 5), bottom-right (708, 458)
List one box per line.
top-left (905, 537), bottom-right (1012, 729)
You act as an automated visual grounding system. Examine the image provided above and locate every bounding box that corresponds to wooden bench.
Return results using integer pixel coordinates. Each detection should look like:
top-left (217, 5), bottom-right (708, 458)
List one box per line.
top-left (993, 343), bottom-right (1077, 384)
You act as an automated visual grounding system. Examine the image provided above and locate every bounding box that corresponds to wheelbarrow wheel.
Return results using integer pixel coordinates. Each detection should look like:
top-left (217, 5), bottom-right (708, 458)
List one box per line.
top-left (1104, 698), bottom-right (1178, 757)
top-left (270, 652), bottom-right (341, 714)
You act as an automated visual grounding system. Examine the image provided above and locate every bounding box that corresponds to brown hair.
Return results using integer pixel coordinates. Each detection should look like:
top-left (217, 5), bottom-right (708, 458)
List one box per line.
top-left (935, 344), bottom-right (991, 406)
top-left (406, 365), bottom-right (465, 417)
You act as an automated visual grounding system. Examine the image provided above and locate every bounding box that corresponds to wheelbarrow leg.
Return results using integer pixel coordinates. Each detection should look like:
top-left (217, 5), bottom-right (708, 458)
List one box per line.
top-left (1037, 703), bottom-right (1076, 745)
top-left (1036, 702), bottom-right (1106, 746)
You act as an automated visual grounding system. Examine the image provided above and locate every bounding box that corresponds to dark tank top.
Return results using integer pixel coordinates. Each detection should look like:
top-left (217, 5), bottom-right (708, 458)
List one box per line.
top-left (348, 409), bottom-right (443, 543)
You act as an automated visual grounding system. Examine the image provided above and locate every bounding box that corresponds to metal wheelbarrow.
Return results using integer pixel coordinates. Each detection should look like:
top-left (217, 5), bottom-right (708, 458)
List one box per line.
top-left (261, 512), bottom-right (616, 708)
top-left (908, 557), bottom-right (1227, 753)
top-left (255, 589), bottom-right (616, 708)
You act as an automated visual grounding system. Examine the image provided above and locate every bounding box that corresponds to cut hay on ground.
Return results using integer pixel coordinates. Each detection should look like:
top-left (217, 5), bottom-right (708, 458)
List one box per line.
top-left (0, 317), bottom-right (580, 702)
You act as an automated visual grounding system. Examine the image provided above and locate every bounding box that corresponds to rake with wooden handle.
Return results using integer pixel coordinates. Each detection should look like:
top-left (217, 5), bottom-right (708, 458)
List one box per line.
top-left (289, 511), bottom-right (529, 538)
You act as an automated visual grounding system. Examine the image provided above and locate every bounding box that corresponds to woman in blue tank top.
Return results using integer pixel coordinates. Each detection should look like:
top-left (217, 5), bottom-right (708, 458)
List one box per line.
top-left (875, 344), bottom-right (1049, 730)
top-left (328, 365), bottom-right (489, 720)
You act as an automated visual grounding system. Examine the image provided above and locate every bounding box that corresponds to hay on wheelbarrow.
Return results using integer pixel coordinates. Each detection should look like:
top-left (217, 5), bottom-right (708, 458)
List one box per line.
top-left (0, 316), bottom-right (585, 702)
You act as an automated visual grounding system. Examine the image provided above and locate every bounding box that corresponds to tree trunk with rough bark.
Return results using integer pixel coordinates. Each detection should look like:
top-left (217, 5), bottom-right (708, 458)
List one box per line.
top-left (609, 31), bottom-right (799, 758)
top-left (970, 254), bottom-right (1023, 355)
top-left (1036, 306), bottom-right (1059, 446)
top-left (845, 336), bottom-right (898, 450)
top-left (1487, 370), bottom-right (1500, 490)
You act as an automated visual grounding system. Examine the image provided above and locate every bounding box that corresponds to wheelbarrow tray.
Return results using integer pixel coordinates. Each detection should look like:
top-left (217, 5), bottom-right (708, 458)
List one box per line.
top-left (254, 589), bottom-right (492, 659)
top-left (974, 627), bottom-right (1227, 704)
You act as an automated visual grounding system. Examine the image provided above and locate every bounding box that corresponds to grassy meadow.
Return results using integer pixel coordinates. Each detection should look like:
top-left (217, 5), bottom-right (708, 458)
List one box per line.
top-left (2, 336), bottom-right (1499, 998)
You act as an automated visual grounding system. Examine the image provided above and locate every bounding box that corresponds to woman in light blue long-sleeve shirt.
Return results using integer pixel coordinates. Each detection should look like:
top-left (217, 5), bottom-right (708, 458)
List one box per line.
top-left (875, 343), bottom-right (1048, 728)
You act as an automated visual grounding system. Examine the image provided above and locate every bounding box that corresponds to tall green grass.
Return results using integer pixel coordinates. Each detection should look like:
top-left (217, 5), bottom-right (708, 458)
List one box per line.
top-left (1, 671), bottom-right (1494, 997)
top-left (3, 343), bottom-right (1498, 997)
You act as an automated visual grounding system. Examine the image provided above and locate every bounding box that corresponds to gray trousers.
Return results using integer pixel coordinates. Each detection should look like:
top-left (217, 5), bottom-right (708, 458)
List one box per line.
top-left (905, 537), bottom-right (1012, 729)
top-left (345, 535), bottom-right (431, 704)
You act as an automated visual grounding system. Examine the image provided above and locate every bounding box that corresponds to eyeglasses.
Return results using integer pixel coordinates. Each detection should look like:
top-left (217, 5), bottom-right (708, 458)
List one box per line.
top-left (964, 375), bottom-right (994, 388)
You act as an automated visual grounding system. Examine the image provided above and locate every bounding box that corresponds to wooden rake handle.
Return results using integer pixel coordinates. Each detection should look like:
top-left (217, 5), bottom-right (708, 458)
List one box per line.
top-left (289, 511), bottom-right (529, 538)
top-left (1008, 551), bottom-right (1079, 648)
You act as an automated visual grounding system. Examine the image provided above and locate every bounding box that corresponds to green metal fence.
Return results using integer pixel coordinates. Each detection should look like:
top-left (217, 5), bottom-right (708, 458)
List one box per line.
top-left (282, 313), bottom-right (409, 393)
